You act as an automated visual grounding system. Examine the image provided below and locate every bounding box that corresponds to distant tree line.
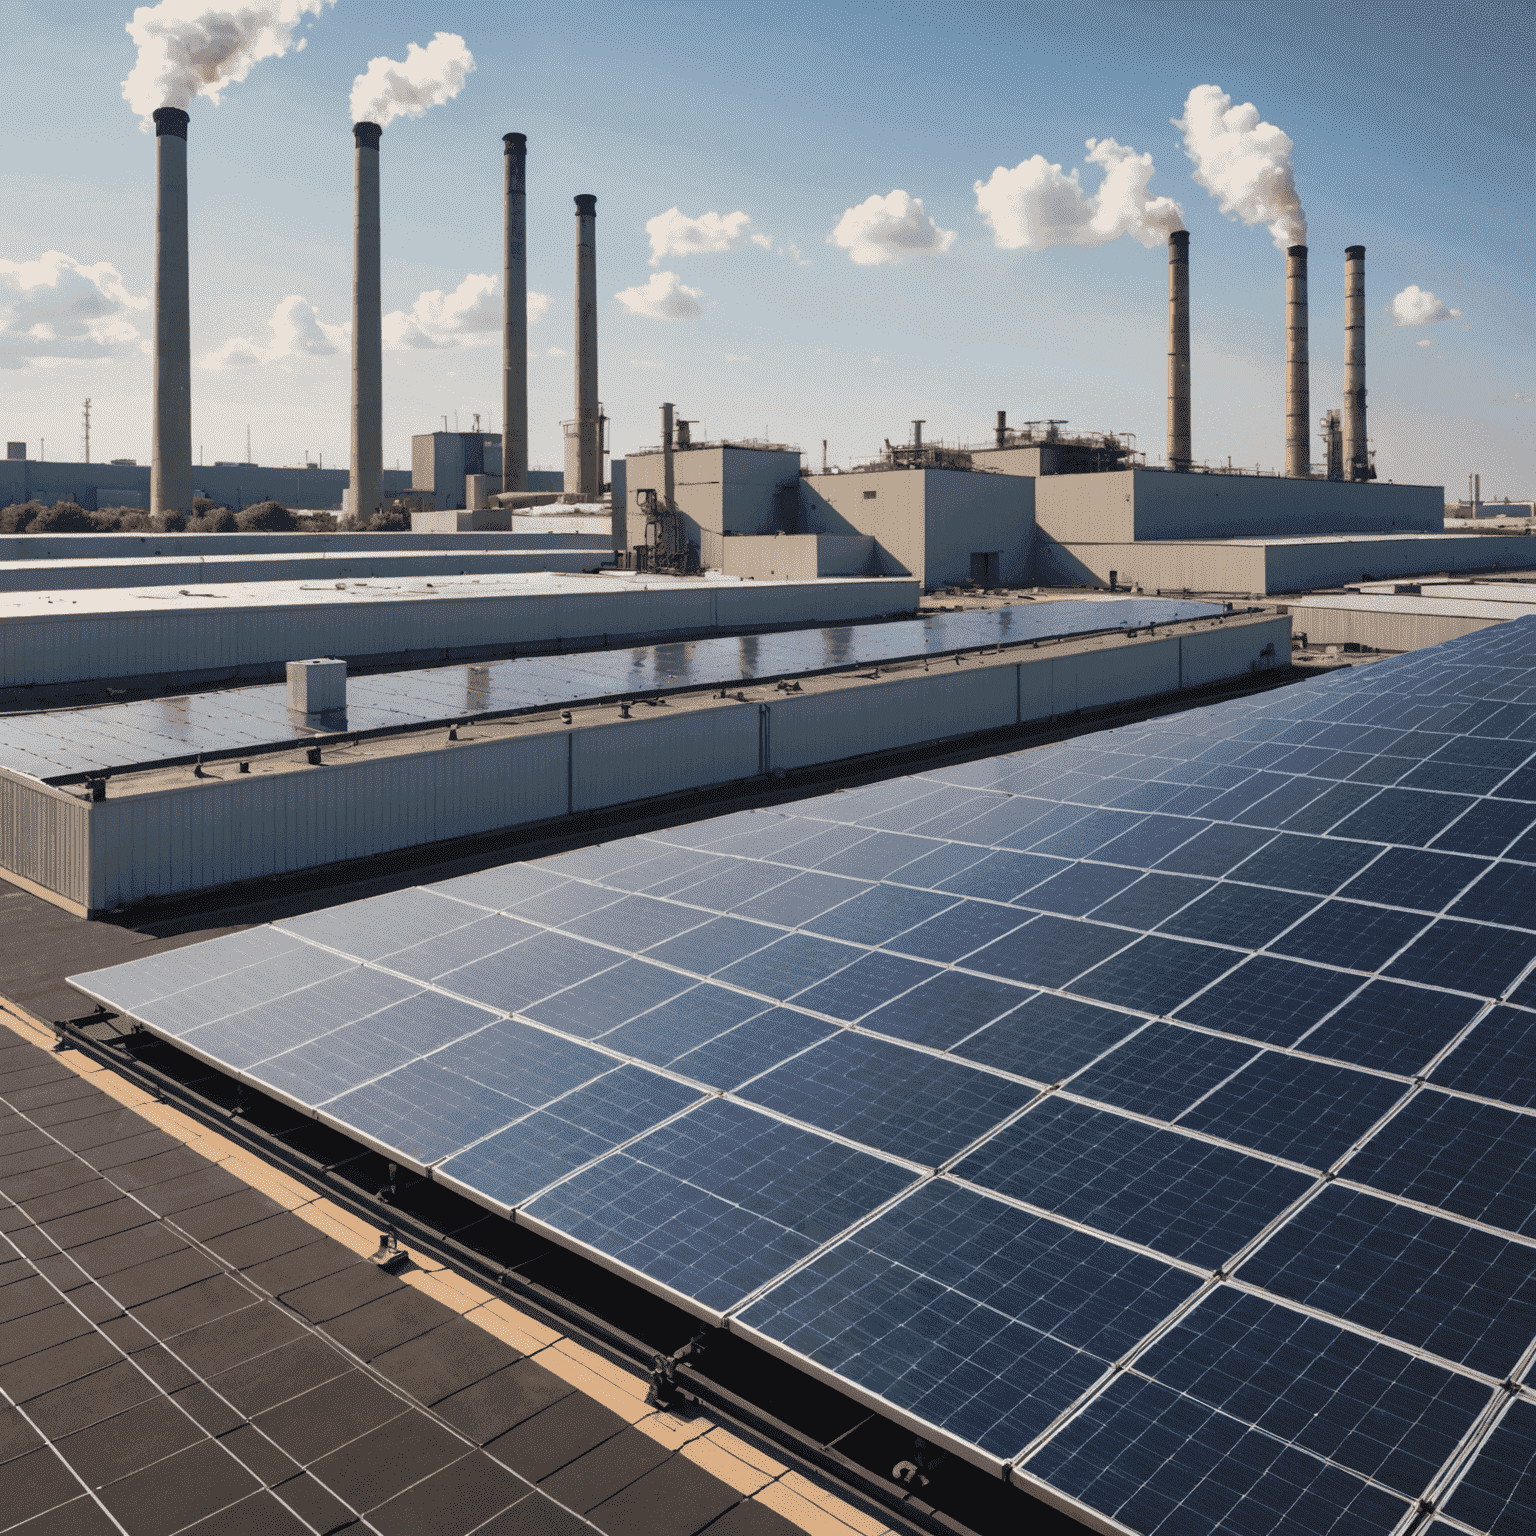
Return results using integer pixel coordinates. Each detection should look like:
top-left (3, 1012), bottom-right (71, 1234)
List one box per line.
top-left (0, 497), bottom-right (416, 534)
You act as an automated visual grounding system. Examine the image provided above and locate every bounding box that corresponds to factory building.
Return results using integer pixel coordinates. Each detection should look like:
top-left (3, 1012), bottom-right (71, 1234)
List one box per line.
top-left (410, 431), bottom-right (563, 511)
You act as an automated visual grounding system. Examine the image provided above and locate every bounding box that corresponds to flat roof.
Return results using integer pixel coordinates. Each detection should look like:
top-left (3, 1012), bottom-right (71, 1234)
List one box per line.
top-left (1128, 531), bottom-right (1536, 549)
top-left (0, 546), bottom-right (608, 578)
top-left (1288, 591), bottom-right (1536, 619)
top-left (0, 570), bottom-right (913, 624)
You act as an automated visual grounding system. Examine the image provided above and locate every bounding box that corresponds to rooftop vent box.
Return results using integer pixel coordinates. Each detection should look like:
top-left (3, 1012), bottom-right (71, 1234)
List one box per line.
top-left (287, 658), bottom-right (347, 716)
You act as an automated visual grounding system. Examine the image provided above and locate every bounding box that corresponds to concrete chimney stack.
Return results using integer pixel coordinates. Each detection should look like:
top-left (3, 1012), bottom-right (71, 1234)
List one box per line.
top-left (151, 107), bottom-right (192, 516)
top-left (571, 194), bottom-right (600, 499)
top-left (349, 122), bottom-right (383, 523)
top-left (502, 133), bottom-right (528, 494)
top-left (1343, 244), bottom-right (1368, 482)
top-left (661, 402), bottom-right (675, 508)
top-left (995, 410), bottom-right (1007, 449)
top-left (1285, 244), bottom-right (1310, 478)
top-left (1167, 230), bottom-right (1191, 471)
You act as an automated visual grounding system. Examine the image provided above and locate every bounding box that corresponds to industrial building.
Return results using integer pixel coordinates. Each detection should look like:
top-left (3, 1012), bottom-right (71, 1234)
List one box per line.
top-left (4, 97), bottom-right (1536, 1536)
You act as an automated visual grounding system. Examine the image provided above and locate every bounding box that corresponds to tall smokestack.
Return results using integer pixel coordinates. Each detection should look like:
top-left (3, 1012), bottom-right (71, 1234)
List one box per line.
top-left (502, 133), bottom-right (527, 494)
top-left (661, 402), bottom-right (675, 508)
top-left (995, 410), bottom-right (1007, 449)
top-left (572, 194), bottom-right (599, 499)
top-left (350, 122), bottom-right (383, 523)
top-left (1167, 230), bottom-right (1191, 471)
top-left (1285, 244), bottom-right (1310, 478)
top-left (1343, 244), bottom-right (1367, 482)
top-left (151, 108), bottom-right (192, 516)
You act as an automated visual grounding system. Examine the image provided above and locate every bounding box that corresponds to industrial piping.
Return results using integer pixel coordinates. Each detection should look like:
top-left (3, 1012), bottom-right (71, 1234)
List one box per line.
top-left (1343, 244), bottom-right (1368, 481)
top-left (502, 133), bottom-right (528, 494)
top-left (1167, 230), bottom-right (1191, 472)
top-left (151, 108), bottom-right (192, 516)
top-left (571, 194), bottom-right (600, 499)
top-left (1285, 244), bottom-right (1310, 478)
top-left (349, 122), bottom-right (383, 523)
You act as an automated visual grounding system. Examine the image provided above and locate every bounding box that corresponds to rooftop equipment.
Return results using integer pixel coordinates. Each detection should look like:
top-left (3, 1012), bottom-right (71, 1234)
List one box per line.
top-left (151, 108), bottom-right (192, 516)
top-left (1285, 244), bottom-right (1310, 477)
top-left (349, 121), bottom-right (384, 522)
top-left (502, 133), bottom-right (528, 494)
top-left (1167, 230), bottom-right (1192, 471)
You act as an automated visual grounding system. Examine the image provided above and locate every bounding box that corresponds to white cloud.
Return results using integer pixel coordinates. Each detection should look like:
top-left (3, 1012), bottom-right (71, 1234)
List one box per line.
top-left (0, 251), bottom-right (148, 369)
top-left (830, 191), bottom-right (955, 266)
top-left (1174, 84), bottom-right (1306, 250)
top-left (350, 32), bottom-right (473, 128)
top-left (1514, 391), bottom-right (1533, 405)
top-left (646, 207), bottom-right (759, 264)
top-left (974, 138), bottom-right (1184, 251)
top-left (616, 271), bottom-right (703, 320)
top-left (1416, 338), bottom-right (1433, 348)
top-left (122, 0), bottom-right (333, 130)
top-left (378, 275), bottom-right (548, 350)
top-left (202, 293), bottom-right (346, 368)
top-left (1390, 284), bottom-right (1463, 326)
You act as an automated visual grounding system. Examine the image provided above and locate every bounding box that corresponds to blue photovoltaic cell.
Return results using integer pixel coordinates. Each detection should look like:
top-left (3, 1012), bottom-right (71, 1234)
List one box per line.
top-left (517, 959), bottom-right (699, 1039)
top-left (1431, 797), bottom-right (1536, 856)
top-left (274, 887), bottom-right (484, 961)
top-left (950, 992), bottom-right (1144, 1084)
top-left (1175, 1051), bottom-right (1408, 1169)
top-left (669, 1007), bottom-right (836, 1091)
top-left (1430, 1005), bottom-right (1536, 1108)
top-left (558, 893), bottom-right (713, 950)
top-left (1016, 862), bottom-right (1141, 916)
top-left (858, 971), bottom-right (1033, 1050)
top-left (1173, 955), bottom-right (1364, 1046)
top-left (1086, 871), bottom-right (1212, 928)
top-left (1022, 1371), bottom-right (1412, 1535)
top-left (1238, 1184), bottom-right (1536, 1376)
top-left (641, 915), bottom-right (782, 975)
top-left (378, 914), bottom-right (543, 982)
top-left (935, 849), bottom-right (1064, 903)
top-left (1341, 1090), bottom-right (1536, 1238)
top-left (885, 899), bottom-right (1031, 962)
top-left (424, 862), bottom-right (569, 912)
top-left (1226, 832), bottom-right (1382, 895)
top-left (739, 1181), bottom-right (1201, 1463)
top-left (1266, 900), bottom-right (1430, 972)
top-left (740, 1030), bottom-right (1036, 1165)
top-left (714, 932), bottom-right (862, 1000)
top-left (1153, 823), bottom-right (1276, 877)
top-left (1069, 935), bottom-right (1241, 1017)
top-left (596, 984), bottom-right (768, 1068)
top-left (68, 926), bottom-right (310, 1013)
top-left (521, 1099), bottom-right (919, 1313)
top-left (133, 946), bottom-right (359, 1040)
top-left (1331, 787), bottom-right (1473, 847)
top-left (418, 1018), bottom-right (616, 1111)
top-left (1385, 918), bottom-right (1536, 997)
top-left (964, 914), bottom-right (1132, 989)
top-left (803, 884), bottom-right (959, 946)
top-left (1154, 882), bottom-right (1318, 950)
top-left (1066, 1023), bottom-right (1259, 1122)
top-left (1295, 979), bottom-right (1483, 1074)
top-left (1442, 1398), bottom-right (1536, 1536)
top-left (953, 1097), bottom-right (1314, 1268)
top-left (436, 1065), bottom-right (703, 1210)
top-left (1130, 1286), bottom-right (1494, 1496)
top-left (1335, 845), bottom-right (1489, 912)
top-left (789, 950), bottom-right (942, 1022)
top-left (1449, 861), bottom-right (1536, 929)
top-left (437, 929), bottom-right (622, 1014)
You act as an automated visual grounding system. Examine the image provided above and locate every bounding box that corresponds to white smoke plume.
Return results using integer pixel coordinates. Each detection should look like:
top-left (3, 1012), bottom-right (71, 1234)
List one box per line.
top-left (1174, 84), bottom-right (1307, 249)
top-left (350, 32), bottom-right (474, 128)
top-left (1389, 285), bottom-right (1463, 326)
top-left (0, 252), bottom-right (148, 368)
top-left (647, 208), bottom-right (758, 265)
top-left (830, 191), bottom-right (955, 266)
top-left (382, 274), bottom-right (547, 350)
top-left (202, 294), bottom-right (346, 369)
top-left (974, 138), bottom-right (1184, 251)
top-left (615, 272), bottom-right (704, 320)
top-left (122, 0), bottom-right (332, 131)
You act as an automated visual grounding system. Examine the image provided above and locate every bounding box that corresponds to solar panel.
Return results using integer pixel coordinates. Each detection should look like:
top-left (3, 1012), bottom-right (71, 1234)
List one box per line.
top-left (6, 597), bottom-right (1223, 781)
top-left (70, 613), bottom-right (1536, 1530)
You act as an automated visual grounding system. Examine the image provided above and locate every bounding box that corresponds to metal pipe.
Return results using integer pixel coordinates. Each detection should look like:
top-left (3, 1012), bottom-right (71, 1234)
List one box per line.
top-left (151, 108), bottom-right (192, 516)
top-left (1167, 230), bottom-right (1191, 471)
top-left (501, 133), bottom-right (528, 494)
top-left (1285, 244), bottom-right (1310, 478)
top-left (573, 194), bottom-right (599, 499)
top-left (1343, 244), bottom-right (1367, 482)
top-left (995, 410), bottom-right (1007, 449)
top-left (349, 122), bottom-right (383, 523)
top-left (661, 402), bottom-right (674, 508)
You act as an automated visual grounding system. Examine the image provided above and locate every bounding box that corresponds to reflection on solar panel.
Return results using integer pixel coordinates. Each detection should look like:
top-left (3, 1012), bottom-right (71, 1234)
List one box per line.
top-left (3, 597), bottom-right (1219, 780)
top-left (71, 614), bottom-right (1536, 1533)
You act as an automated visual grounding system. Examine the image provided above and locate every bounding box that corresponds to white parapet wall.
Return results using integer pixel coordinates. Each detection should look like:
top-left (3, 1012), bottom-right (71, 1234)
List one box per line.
top-left (0, 614), bottom-right (1289, 913)
top-left (1035, 531), bottom-right (1536, 596)
top-left (1284, 593), bottom-right (1536, 651)
top-left (0, 573), bottom-right (921, 690)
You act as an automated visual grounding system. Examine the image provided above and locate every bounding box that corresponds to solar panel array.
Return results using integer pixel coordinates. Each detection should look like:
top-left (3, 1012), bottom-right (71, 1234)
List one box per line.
top-left (72, 615), bottom-right (1536, 1535)
top-left (3, 597), bottom-right (1217, 781)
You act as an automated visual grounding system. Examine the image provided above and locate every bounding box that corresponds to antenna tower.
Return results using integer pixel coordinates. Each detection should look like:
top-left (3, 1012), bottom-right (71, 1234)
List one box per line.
top-left (82, 398), bottom-right (91, 464)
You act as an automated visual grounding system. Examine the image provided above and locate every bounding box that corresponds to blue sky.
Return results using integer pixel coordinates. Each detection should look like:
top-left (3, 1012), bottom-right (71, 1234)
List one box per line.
top-left (2, 0), bottom-right (1531, 500)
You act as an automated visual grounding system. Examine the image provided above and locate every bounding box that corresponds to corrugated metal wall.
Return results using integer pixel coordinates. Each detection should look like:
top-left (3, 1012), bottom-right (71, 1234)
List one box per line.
top-left (4, 617), bottom-right (1290, 912)
top-left (0, 769), bottom-right (89, 909)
